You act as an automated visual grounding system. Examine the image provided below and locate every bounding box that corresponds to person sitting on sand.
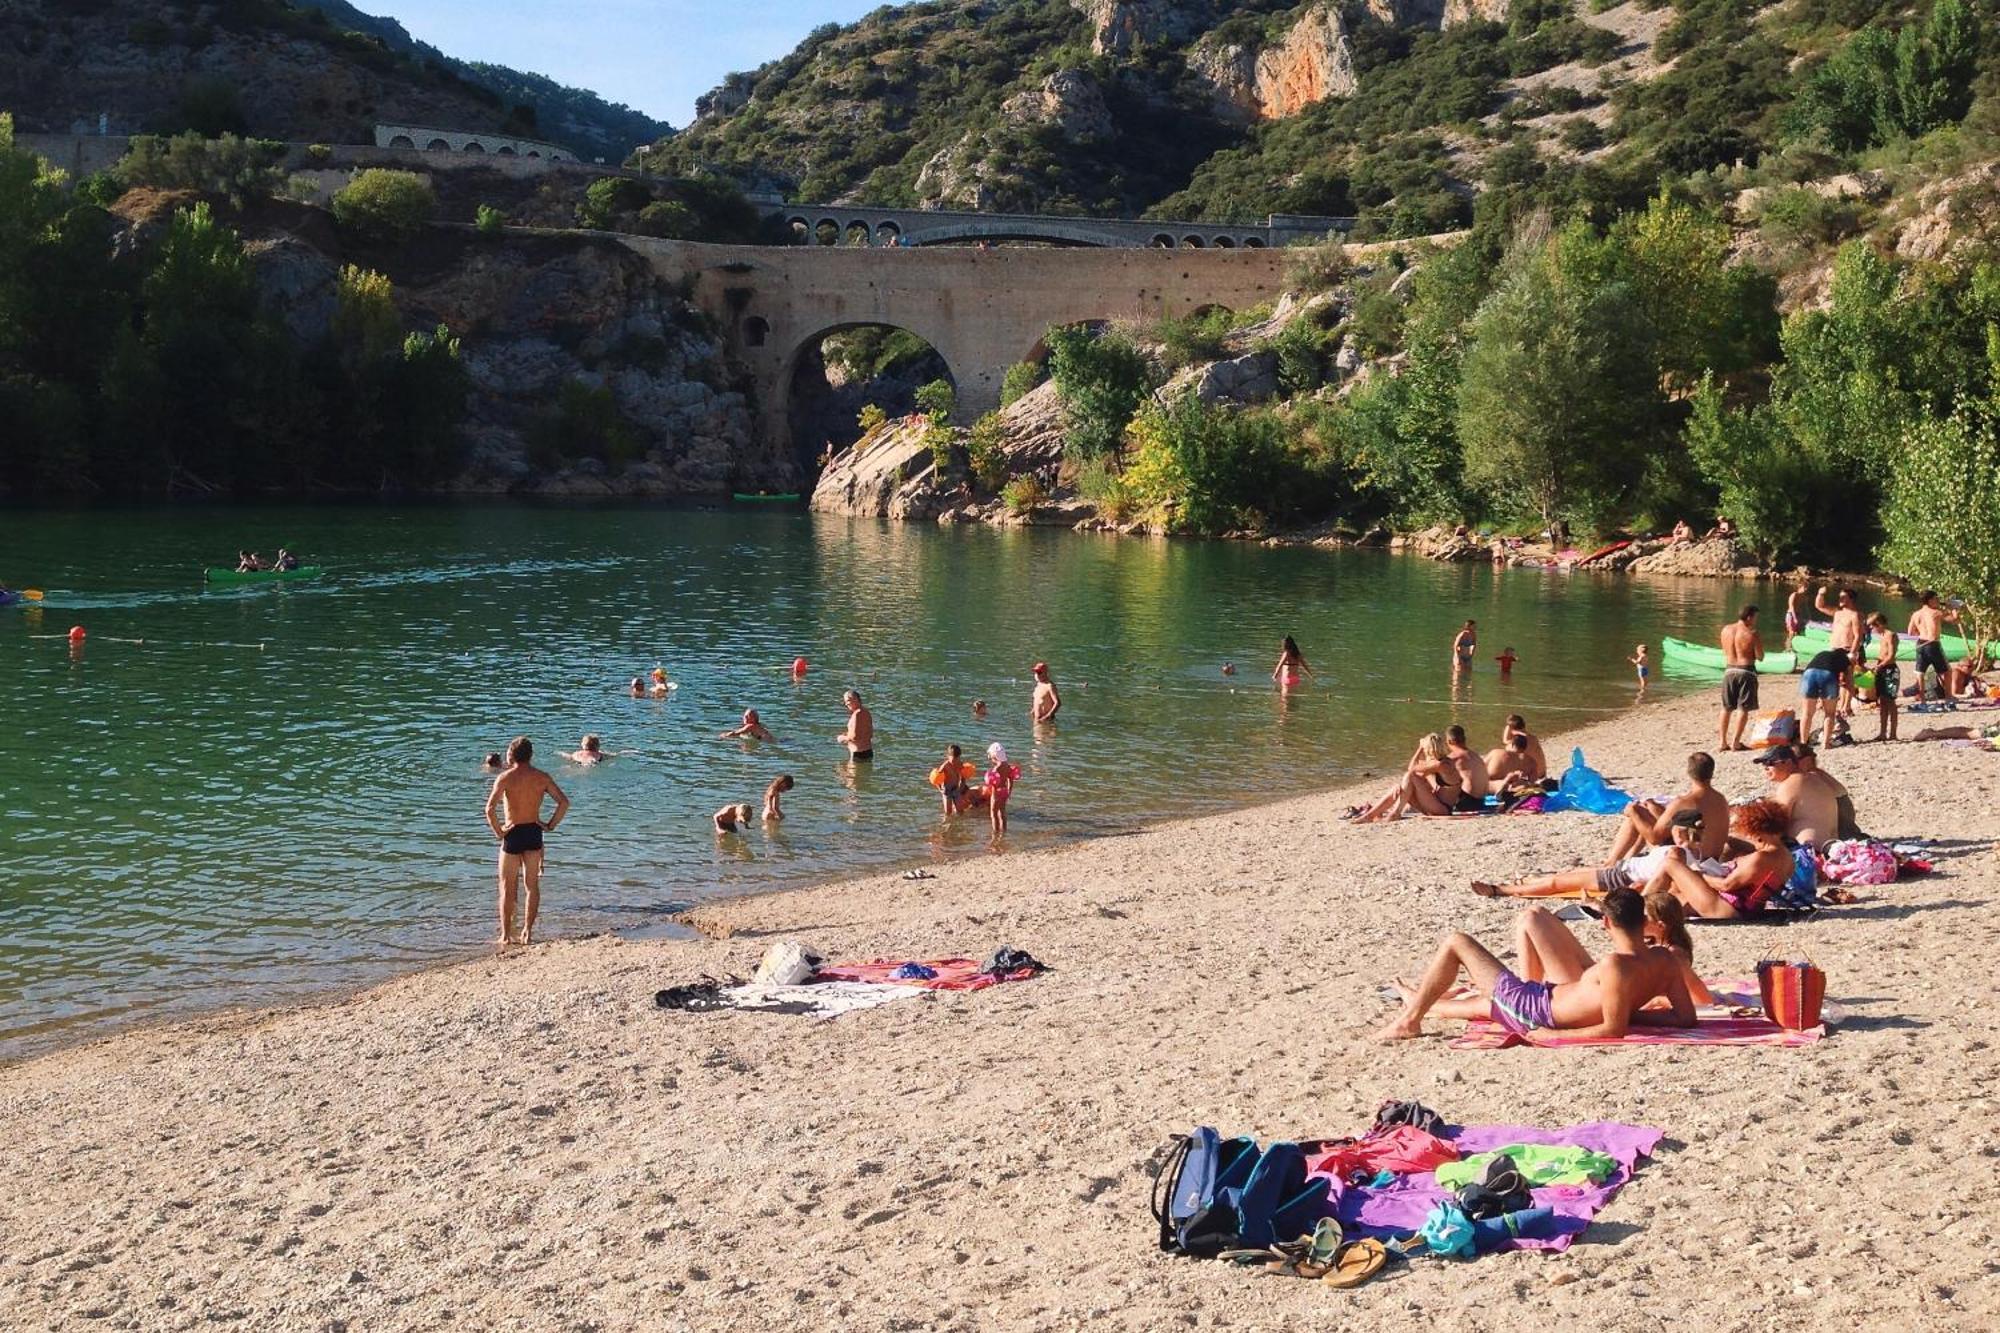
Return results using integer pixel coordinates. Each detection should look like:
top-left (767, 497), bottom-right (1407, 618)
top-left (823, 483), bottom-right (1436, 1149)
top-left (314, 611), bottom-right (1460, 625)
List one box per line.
top-left (714, 802), bottom-right (754, 833)
top-left (1644, 798), bottom-right (1795, 919)
top-left (763, 774), bottom-right (794, 822)
top-left (1374, 887), bottom-right (1697, 1042)
top-left (1476, 808), bottom-right (1727, 901)
top-left (1604, 752), bottom-right (1730, 864)
top-left (1273, 636), bottom-right (1314, 690)
top-left (720, 709), bottom-right (775, 742)
top-left (1349, 733), bottom-right (1461, 822)
top-left (1502, 715), bottom-right (1546, 782)
top-left (1030, 662), bottom-right (1061, 722)
top-left (1483, 733), bottom-right (1538, 791)
top-left (566, 734), bottom-right (605, 764)
top-left (1753, 745), bottom-right (1837, 848)
top-left (1513, 892), bottom-right (1714, 1005)
top-left (1444, 724), bottom-right (1490, 810)
top-left (1794, 744), bottom-right (1862, 841)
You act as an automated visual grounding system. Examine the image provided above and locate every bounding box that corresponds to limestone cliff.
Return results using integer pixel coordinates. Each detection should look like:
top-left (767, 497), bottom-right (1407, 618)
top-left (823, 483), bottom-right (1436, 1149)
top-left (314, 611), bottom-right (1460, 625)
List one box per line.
top-left (1189, 4), bottom-right (1359, 125)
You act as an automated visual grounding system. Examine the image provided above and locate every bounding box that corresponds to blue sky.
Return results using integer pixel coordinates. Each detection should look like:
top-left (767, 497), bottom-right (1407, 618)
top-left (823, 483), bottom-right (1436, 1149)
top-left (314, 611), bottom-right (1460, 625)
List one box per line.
top-left (382, 1), bottom-right (886, 126)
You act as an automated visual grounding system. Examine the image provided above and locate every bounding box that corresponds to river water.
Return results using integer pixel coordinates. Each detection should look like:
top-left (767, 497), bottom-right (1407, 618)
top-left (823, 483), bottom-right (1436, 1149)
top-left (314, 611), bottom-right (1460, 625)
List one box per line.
top-left (1, 505), bottom-right (1756, 1056)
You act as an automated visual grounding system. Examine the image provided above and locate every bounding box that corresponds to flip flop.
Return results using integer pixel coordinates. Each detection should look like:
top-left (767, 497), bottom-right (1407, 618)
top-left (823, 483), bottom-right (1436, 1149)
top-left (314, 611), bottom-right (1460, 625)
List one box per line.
top-left (1270, 1218), bottom-right (1344, 1278)
top-left (1323, 1238), bottom-right (1388, 1289)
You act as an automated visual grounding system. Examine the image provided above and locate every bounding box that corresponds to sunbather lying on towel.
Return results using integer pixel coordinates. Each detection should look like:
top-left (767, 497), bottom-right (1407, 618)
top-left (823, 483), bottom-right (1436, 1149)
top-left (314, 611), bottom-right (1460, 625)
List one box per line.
top-left (1514, 893), bottom-right (1714, 1005)
top-left (1642, 798), bottom-right (1795, 919)
top-left (1374, 887), bottom-right (1697, 1042)
top-left (1474, 809), bottom-right (1725, 900)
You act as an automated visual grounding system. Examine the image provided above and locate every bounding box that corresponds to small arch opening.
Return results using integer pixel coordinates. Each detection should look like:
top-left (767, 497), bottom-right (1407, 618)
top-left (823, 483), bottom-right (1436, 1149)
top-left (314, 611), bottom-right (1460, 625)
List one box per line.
top-left (1213, 236), bottom-right (1236, 249)
top-left (525, 149), bottom-right (540, 158)
top-left (743, 316), bottom-right (770, 348)
top-left (1243, 237), bottom-right (1266, 248)
top-left (843, 220), bottom-right (872, 247)
top-left (461, 140), bottom-right (486, 154)
top-left (496, 144), bottom-right (517, 156)
top-left (1150, 233), bottom-right (1175, 249)
top-left (1180, 235), bottom-right (1206, 248)
top-left (813, 219), bottom-right (840, 247)
top-left (425, 138), bottom-right (450, 152)
top-left (388, 134), bottom-right (415, 149)
top-left (875, 221), bottom-right (902, 247)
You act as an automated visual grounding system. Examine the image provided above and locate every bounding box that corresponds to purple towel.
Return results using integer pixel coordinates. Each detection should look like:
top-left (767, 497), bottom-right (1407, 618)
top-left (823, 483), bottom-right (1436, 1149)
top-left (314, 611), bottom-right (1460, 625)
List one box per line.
top-left (1322, 1120), bottom-right (1663, 1253)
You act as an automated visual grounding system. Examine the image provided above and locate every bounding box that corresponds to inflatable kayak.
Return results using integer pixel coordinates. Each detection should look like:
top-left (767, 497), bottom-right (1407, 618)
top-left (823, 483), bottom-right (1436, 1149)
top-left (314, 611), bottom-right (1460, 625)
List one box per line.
top-left (1574, 539), bottom-right (1631, 565)
top-left (1662, 637), bottom-right (1796, 674)
top-left (203, 566), bottom-right (322, 585)
top-left (1790, 627), bottom-right (1997, 663)
top-left (732, 492), bottom-right (800, 503)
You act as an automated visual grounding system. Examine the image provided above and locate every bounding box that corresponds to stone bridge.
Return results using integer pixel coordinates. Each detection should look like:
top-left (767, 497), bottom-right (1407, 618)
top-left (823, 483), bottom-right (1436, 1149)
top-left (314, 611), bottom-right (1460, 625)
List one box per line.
top-left (621, 238), bottom-right (1295, 453)
top-left (767, 205), bottom-right (1353, 250)
top-left (373, 124), bottom-right (573, 161)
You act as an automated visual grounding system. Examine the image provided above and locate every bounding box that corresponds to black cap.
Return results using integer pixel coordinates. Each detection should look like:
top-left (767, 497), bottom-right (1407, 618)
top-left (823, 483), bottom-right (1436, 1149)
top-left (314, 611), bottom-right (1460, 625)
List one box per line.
top-left (1754, 744), bottom-right (1799, 766)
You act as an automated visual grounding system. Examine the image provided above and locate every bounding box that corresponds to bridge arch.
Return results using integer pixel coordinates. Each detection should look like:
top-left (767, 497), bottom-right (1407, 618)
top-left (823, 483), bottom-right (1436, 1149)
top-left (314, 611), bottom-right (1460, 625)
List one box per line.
top-left (425, 138), bottom-right (450, 151)
top-left (388, 134), bottom-right (415, 149)
top-left (781, 320), bottom-right (959, 465)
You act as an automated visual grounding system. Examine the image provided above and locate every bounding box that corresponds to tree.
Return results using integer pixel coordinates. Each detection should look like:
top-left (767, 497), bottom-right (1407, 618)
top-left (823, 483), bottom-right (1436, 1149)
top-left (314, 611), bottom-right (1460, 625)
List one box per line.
top-left (1610, 192), bottom-right (1775, 390)
top-left (1045, 324), bottom-right (1154, 461)
top-left (331, 170), bottom-right (436, 243)
top-left (636, 200), bottom-right (697, 239)
top-left (1684, 375), bottom-right (1821, 565)
top-left (113, 133), bottom-right (287, 206)
top-left (1456, 223), bottom-right (1658, 531)
top-left (577, 176), bottom-right (651, 230)
top-left (913, 378), bottom-right (955, 423)
top-left (1879, 401), bottom-right (2000, 671)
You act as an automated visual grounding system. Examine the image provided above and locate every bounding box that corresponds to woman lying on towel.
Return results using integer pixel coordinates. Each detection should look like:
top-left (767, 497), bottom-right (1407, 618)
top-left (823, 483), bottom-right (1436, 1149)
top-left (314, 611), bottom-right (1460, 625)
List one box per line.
top-left (1642, 798), bottom-right (1795, 919)
top-left (1474, 809), bottom-right (1722, 901)
top-left (1347, 732), bottom-right (1466, 822)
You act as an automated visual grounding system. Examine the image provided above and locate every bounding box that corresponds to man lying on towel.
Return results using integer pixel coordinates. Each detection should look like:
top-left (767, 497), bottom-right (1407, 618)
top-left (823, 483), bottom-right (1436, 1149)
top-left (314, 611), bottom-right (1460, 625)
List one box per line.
top-left (1374, 887), bottom-right (1697, 1042)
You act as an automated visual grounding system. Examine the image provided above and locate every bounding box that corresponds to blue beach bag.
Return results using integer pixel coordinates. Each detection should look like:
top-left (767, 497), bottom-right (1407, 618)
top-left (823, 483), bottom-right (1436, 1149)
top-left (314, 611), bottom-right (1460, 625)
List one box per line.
top-left (1150, 1131), bottom-right (1328, 1256)
top-left (1542, 747), bottom-right (1635, 815)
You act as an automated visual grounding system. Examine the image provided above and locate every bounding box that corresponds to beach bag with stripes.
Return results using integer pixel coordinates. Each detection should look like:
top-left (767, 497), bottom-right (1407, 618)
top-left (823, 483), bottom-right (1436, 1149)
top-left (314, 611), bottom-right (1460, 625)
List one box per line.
top-left (1757, 958), bottom-right (1826, 1030)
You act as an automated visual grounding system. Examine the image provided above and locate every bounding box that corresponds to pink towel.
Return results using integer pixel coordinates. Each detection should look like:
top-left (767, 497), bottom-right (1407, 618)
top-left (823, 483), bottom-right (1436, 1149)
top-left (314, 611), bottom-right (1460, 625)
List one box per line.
top-left (1450, 980), bottom-right (1833, 1049)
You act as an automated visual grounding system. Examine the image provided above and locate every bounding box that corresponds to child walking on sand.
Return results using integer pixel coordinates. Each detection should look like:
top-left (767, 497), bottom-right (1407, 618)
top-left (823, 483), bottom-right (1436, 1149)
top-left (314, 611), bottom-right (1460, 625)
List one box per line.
top-left (1630, 644), bottom-right (1649, 694)
top-left (984, 742), bottom-right (1019, 835)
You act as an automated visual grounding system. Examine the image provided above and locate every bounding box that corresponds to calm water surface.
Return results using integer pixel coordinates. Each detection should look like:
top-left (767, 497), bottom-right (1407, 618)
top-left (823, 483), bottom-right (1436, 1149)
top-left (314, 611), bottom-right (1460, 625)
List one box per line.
top-left (2, 506), bottom-right (1757, 1056)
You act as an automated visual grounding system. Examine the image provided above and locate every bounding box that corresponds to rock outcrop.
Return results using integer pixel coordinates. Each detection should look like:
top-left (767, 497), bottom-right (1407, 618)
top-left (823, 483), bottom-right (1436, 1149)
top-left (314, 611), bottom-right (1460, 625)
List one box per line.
top-left (1000, 70), bottom-right (1114, 142)
top-left (1189, 4), bottom-right (1358, 124)
top-left (1071, 0), bottom-right (1221, 56)
top-left (809, 418), bottom-right (955, 520)
top-left (1626, 538), bottom-right (1758, 578)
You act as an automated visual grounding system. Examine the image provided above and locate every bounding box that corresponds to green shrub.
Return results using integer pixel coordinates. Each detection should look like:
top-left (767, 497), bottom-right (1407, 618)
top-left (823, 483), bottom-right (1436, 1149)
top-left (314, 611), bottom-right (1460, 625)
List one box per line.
top-left (923, 419), bottom-right (955, 473)
top-left (637, 199), bottom-right (698, 239)
top-left (857, 403), bottom-right (889, 436)
top-left (1271, 320), bottom-right (1328, 396)
top-left (1000, 359), bottom-right (1044, 407)
top-left (306, 143), bottom-right (333, 164)
top-left (1153, 307), bottom-right (1234, 371)
top-left (1756, 188), bottom-right (1862, 257)
top-left (474, 203), bottom-right (505, 235)
top-left (331, 169), bottom-right (436, 243)
top-left (967, 411), bottom-right (1010, 491)
top-left (528, 380), bottom-right (639, 471)
top-left (1046, 324), bottom-right (1155, 462)
top-left (74, 171), bottom-right (124, 207)
top-left (1075, 457), bottom-right (1137, 523)
top-left (577, 175), bottom-right (652, 229)
top-left (1285, 236), bottom-right (1351, 293)
top-left (114, 132), bottom-right (286, 206)
top-left (913, 378), bottom-right (956, 424)
top-left (1001, 474), bottom-right (1047, 514)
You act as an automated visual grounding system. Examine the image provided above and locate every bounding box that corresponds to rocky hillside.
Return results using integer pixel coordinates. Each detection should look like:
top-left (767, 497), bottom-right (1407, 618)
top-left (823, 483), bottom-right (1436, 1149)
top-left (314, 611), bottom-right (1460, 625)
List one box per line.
top-left (0, 0), bottom-right (662, 154)
top-left (648, 0), bottom-right (1998, 239)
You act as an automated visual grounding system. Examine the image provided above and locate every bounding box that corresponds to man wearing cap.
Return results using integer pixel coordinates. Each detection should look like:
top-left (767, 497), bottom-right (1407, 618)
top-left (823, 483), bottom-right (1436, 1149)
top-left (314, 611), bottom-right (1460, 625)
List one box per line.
top-left (1030, 662), bottom-right (1061, 723)
top-left (1753, 745), bottom-right (1837, 849)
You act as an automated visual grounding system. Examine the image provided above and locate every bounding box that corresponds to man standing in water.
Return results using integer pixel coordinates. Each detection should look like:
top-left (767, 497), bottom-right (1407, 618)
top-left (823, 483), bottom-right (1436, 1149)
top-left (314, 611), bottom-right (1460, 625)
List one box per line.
top-left (1451, 620), bottom-right (1477, 673)
top-left (837, 690), bottom-right (874, 761)
top-left (483, 737), bottom-right (570, 948)
top-left (1718, 605), bottom-right (1762, 752)
top-left (1030, 662), bottom-right (1061, 722)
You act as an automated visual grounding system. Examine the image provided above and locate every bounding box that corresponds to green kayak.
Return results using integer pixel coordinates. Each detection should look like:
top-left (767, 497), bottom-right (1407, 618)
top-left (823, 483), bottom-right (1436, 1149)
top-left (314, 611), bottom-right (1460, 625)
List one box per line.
top-left (204, 565), bottom-right (322, 584)
top-left (1790, 627), bottom-right (1996, 663)
top-left (732, 492), bottom-right (800, 503)
top-left (1662, 637), bottom-right (1796, 673)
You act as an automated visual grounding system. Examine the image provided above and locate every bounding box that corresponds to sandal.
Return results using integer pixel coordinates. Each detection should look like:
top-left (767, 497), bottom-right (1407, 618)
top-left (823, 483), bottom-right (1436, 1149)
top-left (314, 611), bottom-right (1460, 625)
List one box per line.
top-left (1268, 1218), bottom-right (1344, 1278)
top-left (1323, 1238), bottom-right (1389, 1289)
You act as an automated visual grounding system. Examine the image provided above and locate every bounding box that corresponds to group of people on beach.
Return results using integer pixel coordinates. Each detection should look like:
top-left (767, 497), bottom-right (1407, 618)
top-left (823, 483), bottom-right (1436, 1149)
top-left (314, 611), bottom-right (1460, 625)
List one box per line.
top-left (1344, 715), bottom-right (1547, 822)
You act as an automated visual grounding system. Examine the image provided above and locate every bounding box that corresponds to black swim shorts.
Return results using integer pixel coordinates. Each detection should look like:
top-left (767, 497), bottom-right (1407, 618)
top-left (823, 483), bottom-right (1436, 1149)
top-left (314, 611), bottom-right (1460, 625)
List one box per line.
top-left (850, 749), bottom-right (874, 762)
top-left (1722, 667), bottom-right (1759, 712)
top-left (1454, 792), bottom-right (1485, 814)
top-left (502, 822), bottom-right (544, 854)
top-left (1913, 639), bottom-right (1949, 681)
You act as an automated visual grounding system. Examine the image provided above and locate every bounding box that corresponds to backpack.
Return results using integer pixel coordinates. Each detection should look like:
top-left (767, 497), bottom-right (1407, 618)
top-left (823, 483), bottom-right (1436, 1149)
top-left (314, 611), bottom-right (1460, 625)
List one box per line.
top-left (1150, 1130), bottom-right (1327, 1256)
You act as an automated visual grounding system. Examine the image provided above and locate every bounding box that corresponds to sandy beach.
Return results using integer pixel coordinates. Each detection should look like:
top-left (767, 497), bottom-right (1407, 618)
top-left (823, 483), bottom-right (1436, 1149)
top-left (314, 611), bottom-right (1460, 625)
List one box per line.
top-left (4, 691), bottom-right (1997, 1332)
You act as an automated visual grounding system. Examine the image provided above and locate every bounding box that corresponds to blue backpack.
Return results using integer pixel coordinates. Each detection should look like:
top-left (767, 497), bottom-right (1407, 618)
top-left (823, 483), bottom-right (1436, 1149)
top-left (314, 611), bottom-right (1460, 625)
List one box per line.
top-left (1151, 1129), bottom-right (1329, 1256)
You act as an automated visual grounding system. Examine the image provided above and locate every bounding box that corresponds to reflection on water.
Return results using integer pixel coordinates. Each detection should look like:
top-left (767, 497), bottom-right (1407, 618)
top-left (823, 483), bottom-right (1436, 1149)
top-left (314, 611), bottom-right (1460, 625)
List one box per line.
top-left (0, 504), bottom-right (1758, 1056)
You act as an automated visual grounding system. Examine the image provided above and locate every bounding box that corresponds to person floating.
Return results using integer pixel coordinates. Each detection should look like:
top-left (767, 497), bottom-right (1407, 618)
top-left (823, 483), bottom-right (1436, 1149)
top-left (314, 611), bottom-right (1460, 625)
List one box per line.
top-left (483, 737), bottom-right (570, 948)
top-left (837, 690), bottom-right (874, 761)
top-left (1030, 662), bottom-right (1061, 722)
top-left (1717, 604), bottom-right (1762, 752)
top-left (1373, 887), bottom-right (1697, 1042)
top-left (720, 709), bottom-right (775, 742)
top-left (566, 734), bottom-right (605, 765)
top-left (1273, 636), bottom-right (1314, 691)
top-left (971, 699), bottom-right (987, 719)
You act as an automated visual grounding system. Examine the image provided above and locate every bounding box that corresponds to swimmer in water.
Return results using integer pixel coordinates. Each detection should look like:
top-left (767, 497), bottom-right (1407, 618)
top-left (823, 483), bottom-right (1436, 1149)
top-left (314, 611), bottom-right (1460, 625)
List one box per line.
top-left (629, 678), bottom-right (645, 698)
top-left (1496, 646), bottom-right (1518, 677)
top-left (566, 734), bottom-right (605, 764)
top-left (719, 708), bottom-right (775, 742)
top-left (1030, 662), bottom-right (1061, 722)
top-left (764, 773), bottom-right (794, 822)
top-left (648, 667), bottom-right (673, 698)
top-left (1273, 636), bottom-right (1313, 690)
top-left (972, 699), bottom-right (988, 719)
top-left (482, 752), bottom-right (504, 771)
top-left (1222, 662), bottom-right (1237, 676)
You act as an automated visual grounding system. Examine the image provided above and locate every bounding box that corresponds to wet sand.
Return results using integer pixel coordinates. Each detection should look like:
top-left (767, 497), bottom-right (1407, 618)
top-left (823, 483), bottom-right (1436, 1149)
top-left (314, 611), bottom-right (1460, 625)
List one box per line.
top-left (2, 692), bottom-right (1995, 1331)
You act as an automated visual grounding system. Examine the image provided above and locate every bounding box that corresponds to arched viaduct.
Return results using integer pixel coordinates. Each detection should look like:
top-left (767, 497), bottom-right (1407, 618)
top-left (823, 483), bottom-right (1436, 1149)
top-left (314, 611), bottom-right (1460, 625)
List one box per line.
top-left (620, 238), bottom-right (1295, 453)
top-left (768, 204), bottom-right (1352, 250)
top-left (372, 124), bottom-right (572, 161)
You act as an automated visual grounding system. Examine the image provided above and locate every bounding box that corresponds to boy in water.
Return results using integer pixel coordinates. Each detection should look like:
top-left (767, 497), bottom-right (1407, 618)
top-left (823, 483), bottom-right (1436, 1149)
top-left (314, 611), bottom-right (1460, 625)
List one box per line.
top-left (1030, 663), bottom-right (1061, 722)
top-left (1374, 887), bottom-right (1696, 1041)
top-left (1630, 644), bottom-right (1649, 694)
top-left (1495, 646), bottom-right (1518, 677)
top-left (713, 802), bottom-right (754, 833)
top-left (763, 775), bottom-right (794, 822)
top-left (935, 744), bottom-right (973, 814)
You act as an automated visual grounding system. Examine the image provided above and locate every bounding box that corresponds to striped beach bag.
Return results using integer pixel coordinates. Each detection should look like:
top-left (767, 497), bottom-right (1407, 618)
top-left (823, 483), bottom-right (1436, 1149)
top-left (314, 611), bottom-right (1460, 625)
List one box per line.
top-left (1756, 958), bottom-right (1827, 1030)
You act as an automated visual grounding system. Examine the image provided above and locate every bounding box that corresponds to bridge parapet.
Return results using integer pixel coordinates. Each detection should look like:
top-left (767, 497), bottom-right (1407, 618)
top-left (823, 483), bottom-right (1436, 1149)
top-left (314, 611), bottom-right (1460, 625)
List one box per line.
top-left (767, 204), bottom-right (1352, 250)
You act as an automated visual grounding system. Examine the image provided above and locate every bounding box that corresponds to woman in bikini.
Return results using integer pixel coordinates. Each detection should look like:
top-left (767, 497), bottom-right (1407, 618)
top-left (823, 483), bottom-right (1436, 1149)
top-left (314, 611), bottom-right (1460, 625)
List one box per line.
top-left (1272, 636), bottom-right (1315, 691)
top-left (1349, 733), bottom-right (1460, 822)
top-left (1644, 798), bottom-right (1795, 919)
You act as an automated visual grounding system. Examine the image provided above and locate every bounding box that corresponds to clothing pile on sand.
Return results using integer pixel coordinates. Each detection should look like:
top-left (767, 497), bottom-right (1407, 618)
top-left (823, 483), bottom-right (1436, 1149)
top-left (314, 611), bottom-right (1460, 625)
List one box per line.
top-left (654, 943), bottom-right (1047, 1019)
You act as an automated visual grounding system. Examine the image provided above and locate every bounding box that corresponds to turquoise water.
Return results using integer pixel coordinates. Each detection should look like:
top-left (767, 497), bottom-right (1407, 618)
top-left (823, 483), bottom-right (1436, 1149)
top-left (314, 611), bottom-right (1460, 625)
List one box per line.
top-left (0, 506), bottom-right (1756, 1056)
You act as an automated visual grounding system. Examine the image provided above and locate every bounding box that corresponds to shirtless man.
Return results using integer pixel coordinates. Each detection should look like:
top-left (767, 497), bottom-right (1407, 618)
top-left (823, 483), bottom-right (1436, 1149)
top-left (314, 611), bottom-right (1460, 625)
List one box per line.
top-left (1644, 798), bottom-right (1794, 919)
top-left (719, 708), bottom-right (775, 742)
top-left (1604, 751), bottom-right (1730, 864)
top-left (1443, 724), bottom-right (1489, 809)
top-left (566, 734), bottom-right (605, 764)
top-left (1030, 662), bottom-right (1061, 722)
top-left (1476, 808), bottom-right (1727, 901)
top-left (1796, 744), bottom-right (1862, 840)
top-left (1483, 733), bottom-right (1537, 789)
top-left (1718, 605), bottom-right (1763, 751)
top-left (1374, 887), bottom-right (1696, 1042)
top-left (1502, 715), bottom-right (1546, 781)
top-left (1451, 620), bottom-right (1477, 672)
top-left (1815, 584), bottom-right (1866, 716)
top-left (1906, 590), bottom-right (1960, 698)
top-left (1784, 577), bottom-right (1811, 642)
top-left (1752, 745), bottom-right (1837, 848)
top-left (837, 690), bottom-right (874, 761)
top-left (483, 737), bottom-right (570, 947)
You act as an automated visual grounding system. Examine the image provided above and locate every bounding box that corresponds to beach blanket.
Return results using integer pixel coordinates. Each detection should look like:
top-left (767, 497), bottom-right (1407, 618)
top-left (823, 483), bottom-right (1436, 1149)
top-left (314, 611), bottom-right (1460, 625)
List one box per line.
top-left (813, 957), bottom-right (1043, 991)
top-left (1316, 1120), bottom-right (1662, 1254)
top-left (722, 980), bottom-right (929, 1018)
top-left (1449, 980), bottom-right (1835, 1049)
